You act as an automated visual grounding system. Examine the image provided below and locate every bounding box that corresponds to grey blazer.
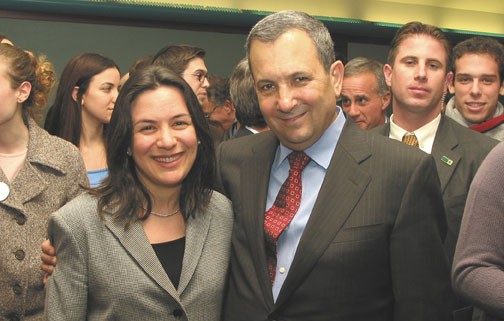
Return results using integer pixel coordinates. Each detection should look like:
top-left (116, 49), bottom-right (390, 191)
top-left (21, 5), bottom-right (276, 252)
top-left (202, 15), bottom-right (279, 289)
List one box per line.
top-left (217, 119), bottom-right (454, 321)
top-left (0, 119), bottom-right (87, 321)
top-left (45, 191), bottom-right (233, 321)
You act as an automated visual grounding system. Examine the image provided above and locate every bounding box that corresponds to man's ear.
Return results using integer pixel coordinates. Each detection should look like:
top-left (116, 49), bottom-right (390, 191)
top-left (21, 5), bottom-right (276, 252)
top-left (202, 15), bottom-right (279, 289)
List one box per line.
top-left (223, 100), bottom-right (235, 115)
top-left (16, 81), bottom-right (31, 104)
top-left (499, 81), bottom-right (504, 96)
top-left (383, 64), bottom-right (393, 87)
top-left (445, 71), bottom-right (454, 93)
top-left (447, 70), bottom-right (456, 94)
top-left (330, 60), bottom-right (344, 97)
top-left (381, 91), bottom-right (392, 111)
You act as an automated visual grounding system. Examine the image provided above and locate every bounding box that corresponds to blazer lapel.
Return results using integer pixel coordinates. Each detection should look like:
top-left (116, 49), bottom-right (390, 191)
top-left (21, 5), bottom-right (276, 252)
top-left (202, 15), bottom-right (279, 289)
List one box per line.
top-left (2, 162), bottom-right (48, 216)
top-left (241, 132), bottom-right (279, 306)
top-left (104, 216), bottom-right (181, 302)
top-left (177, 209), bottom-right (211, 294)
top-left (376, 117), bottom-right (461, 193)
top-left (431, 117), bottom-right (461, 193)
top-left (276, 122), bottom-right (372, 306)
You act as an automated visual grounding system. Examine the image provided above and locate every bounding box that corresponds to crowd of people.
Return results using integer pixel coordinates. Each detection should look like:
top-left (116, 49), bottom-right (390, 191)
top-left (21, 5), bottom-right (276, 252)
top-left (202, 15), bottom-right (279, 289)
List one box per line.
top-left (0, 9), bottom-right (504, 321)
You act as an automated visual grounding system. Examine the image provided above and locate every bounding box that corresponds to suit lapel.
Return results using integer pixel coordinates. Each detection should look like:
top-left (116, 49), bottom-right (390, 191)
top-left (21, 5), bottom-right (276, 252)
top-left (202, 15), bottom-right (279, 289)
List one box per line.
top-left (104, 216), bottom-right (181, 302)
top-left (242, 132), bottom-right (279, 306)
top-left (377, 117), bottom-right (461, 193)
top-left (276, 122), bottom-right (372, 306)
top-left (431, 117), bottom-right (461, 193)
top-left (177, 209), bottom-right (211, 294)
top-left (374, 122), bottom-right (390, 137)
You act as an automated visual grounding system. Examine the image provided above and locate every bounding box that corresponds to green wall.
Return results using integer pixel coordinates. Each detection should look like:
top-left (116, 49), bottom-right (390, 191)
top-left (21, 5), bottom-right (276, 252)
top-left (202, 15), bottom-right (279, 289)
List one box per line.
top-left (1, 17), bottom-right (248, 109)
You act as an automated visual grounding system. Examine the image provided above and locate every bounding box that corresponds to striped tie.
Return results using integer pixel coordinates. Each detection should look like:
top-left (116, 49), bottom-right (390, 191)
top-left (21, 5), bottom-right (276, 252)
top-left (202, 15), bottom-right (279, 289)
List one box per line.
top-left (402, 134), bottom-right (419, 147)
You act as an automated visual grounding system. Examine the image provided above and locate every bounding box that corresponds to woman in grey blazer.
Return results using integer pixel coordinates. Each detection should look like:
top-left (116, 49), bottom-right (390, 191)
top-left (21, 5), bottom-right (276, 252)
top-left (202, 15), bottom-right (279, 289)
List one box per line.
top-left (44, 65), bottom-right (233, 320)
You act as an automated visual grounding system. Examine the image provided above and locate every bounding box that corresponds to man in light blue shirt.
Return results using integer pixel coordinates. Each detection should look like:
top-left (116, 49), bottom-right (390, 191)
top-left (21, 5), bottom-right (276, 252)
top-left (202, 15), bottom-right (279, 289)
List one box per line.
top-left (217, 10), bottom-right (454, 321)
top-left (268, 107), bottom-right (344, 299)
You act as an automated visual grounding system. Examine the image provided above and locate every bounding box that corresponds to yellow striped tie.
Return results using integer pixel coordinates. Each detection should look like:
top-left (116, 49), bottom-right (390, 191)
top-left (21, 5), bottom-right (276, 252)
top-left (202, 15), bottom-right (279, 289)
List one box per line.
top-left (402, 134), bottom-right (419, 147)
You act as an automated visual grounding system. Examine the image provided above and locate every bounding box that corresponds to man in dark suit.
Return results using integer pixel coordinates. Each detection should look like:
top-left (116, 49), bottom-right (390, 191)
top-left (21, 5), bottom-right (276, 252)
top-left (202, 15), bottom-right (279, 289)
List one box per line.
top-left (376, 21), bottom-right (498, 321)
top-left (378, 22), bottom-right (498, 264)
top-left (216, 11), bottom-right (454, 321)
top-left (228, 57), bottom-right (269, 139)
top-left (340, 57), bottom-right (391, 130)
top-left (202, 74), bottom-right (237, 134)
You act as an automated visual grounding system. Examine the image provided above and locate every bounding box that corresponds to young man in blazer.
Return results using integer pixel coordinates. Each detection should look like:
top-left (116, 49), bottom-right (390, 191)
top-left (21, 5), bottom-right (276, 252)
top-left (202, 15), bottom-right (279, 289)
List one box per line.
top-left (379, 21), bottom-right (498, 264)
top-left (376, 21), bottom-right (498, 320)
top-left (216, 11), bottom-right (455, 321)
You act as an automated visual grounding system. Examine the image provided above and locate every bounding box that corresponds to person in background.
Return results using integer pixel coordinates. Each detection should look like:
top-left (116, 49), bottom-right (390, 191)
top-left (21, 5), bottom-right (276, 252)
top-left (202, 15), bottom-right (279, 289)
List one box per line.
top-left (119, 55), bottom-right (152, 90)
top-left (445, 36), bottom-right (504, 140)
top-left (151, 44), bottom-right (210, 105)
top-left (0, 43), bottom-right (87, 320)
top-left (452, 140), bottom-right (504, 321)
top-left (217, 10), bottom-right (453, 321)
top-left (150, 44), bottom-right (226, 144)
top-left (44, 65), bottom-right (232, 320)
top-left (340, 57), bottom-right (391, 130)
top-left (44, 53), bottom-right (120, 187)
top-left (228, 57), bottom-right (269, 138)
top-left (379, 21), bottom-right (498, 266)
top-left (202, 74), bottom-right (237, 139)
top-left (377, 21), bottom-right (498, 321)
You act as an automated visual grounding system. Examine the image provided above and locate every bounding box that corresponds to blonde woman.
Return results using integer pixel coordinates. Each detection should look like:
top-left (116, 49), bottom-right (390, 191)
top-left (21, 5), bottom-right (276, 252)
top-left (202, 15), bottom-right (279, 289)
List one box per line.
top-left (0, 44), bottom-right (86, 319)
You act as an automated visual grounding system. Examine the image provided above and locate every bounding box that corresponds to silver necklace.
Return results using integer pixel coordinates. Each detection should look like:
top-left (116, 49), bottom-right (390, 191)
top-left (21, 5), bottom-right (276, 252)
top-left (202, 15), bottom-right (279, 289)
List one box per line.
top-left (142, 207), bottom-right (180, 218)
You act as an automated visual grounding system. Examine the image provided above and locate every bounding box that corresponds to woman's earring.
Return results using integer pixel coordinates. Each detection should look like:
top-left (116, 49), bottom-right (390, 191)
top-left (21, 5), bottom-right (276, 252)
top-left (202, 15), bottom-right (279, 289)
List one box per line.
top-left (126, 149), bottom-right (132, 156)
top-left (197, 140), bottom-right (201, 145)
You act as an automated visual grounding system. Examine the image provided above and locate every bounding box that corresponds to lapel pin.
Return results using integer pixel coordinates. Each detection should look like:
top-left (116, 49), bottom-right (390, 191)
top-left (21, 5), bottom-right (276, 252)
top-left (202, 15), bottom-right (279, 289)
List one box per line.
top-left (441, 155), bottom-right (453, 166)
top-left (0, 182), bottom-right (10, 202)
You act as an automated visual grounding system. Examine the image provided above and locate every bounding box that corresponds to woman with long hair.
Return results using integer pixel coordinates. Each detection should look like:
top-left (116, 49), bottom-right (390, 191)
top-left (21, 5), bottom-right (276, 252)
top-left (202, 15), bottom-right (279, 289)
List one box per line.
top-left (44, 53), bottom-right (120, 187)
top-left (44, 65), bottom-right (232, 320)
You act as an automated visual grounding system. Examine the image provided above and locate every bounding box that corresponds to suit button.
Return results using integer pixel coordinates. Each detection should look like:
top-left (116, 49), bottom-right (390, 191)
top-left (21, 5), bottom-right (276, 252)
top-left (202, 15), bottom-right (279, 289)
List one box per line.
top-left (16, 216), bottom-right (26, 225)
top-left (14, 249), bottom-right (25, 260)
top-left (173, 309), bottom-right (183, 318)
top-left (12, 283), bottom-right (22, 295)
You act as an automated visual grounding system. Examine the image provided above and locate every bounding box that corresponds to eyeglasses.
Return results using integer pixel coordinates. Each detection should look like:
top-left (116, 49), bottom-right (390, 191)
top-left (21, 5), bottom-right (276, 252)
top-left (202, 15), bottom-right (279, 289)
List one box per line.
top-left (183, 71), bottom-right (208, 84)
top-left (204, 105), bottom-right (219, 119)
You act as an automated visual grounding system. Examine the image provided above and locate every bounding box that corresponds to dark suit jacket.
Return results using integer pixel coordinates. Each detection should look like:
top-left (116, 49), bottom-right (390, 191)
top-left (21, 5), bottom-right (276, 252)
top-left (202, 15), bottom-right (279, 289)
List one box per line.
top-left (233, 126), bottom-right (254, 139)
top-left (216, 120), bottom-right (453, 321)
top-left (374, 115), bottom-right (498, 263)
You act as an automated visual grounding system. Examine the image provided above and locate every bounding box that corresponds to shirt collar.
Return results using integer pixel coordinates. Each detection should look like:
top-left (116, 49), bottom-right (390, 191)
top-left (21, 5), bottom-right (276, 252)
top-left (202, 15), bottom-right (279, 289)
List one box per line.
top-left (389, 113), bottom-right (441, 153)
top-left (245, 125), bottom-right (260, 134)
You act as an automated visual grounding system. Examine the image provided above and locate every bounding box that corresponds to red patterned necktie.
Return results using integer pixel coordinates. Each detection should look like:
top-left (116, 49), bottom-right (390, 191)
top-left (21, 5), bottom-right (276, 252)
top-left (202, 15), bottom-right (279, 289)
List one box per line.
top-left (264, 151), bottom-right (311, 283)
